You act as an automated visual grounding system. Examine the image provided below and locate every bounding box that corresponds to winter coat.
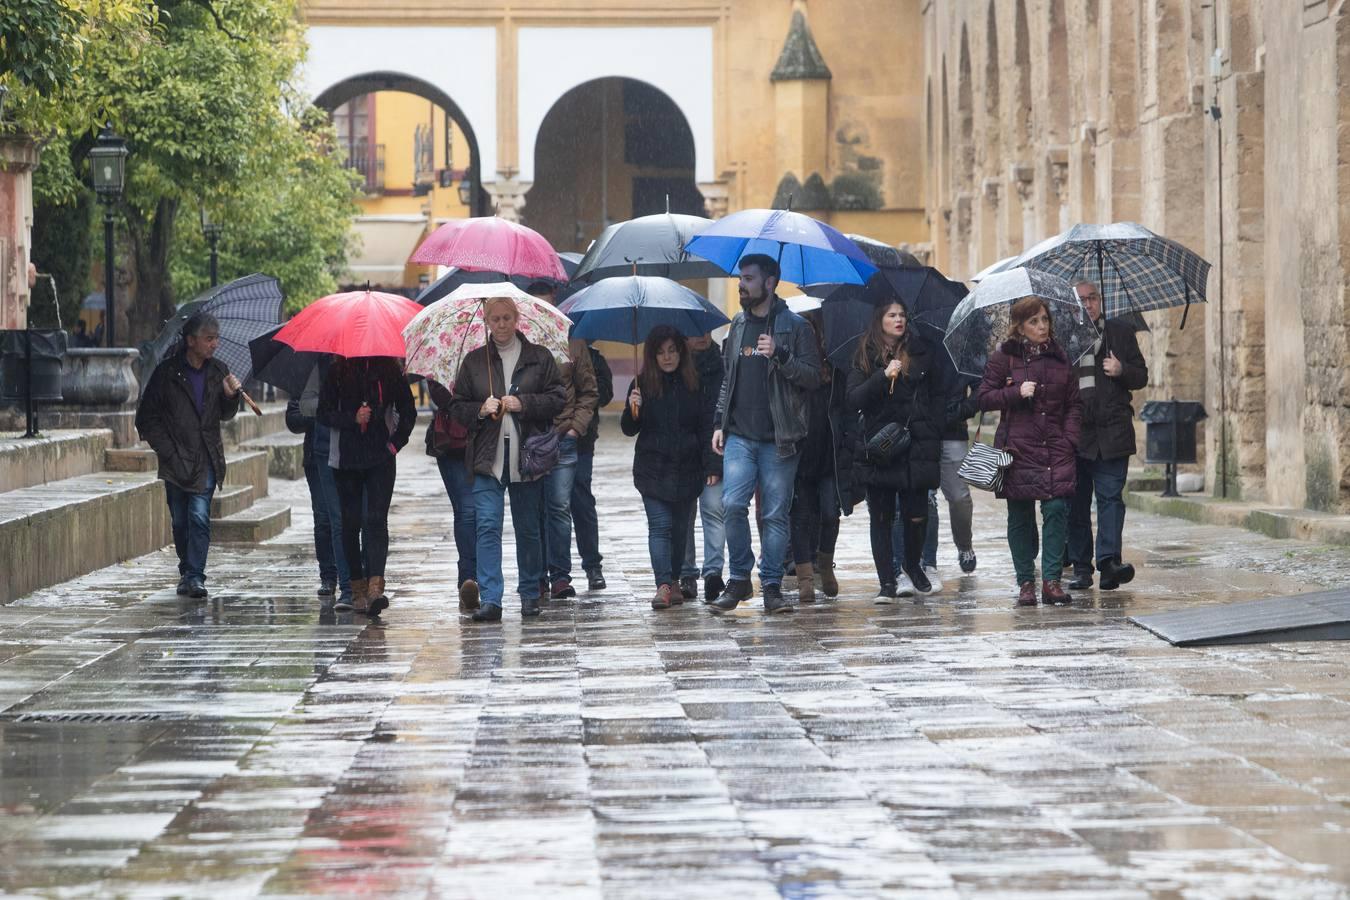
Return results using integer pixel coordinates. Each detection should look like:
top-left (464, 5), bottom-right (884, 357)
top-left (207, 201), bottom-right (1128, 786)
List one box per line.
top-left (1078, 317), bottom-right (1149, 460)
top-left (977, 338), bottom-right (1081, 501)
top-left (448, 332), bottom-right (566, 479)
top-left (579, 347), bottom-right (614, 455)
top-left (553, 348), bottom-right (600, 437)
top-left (136, 352), bottom-right (240, 492)
top-left (845, 336), bottom-right (944, 493)
top-left (715, 297), bottom-right (822, 457)
top-left (620, 371), bottom-right (718, 503)
top-left (318, 357), bottom-right (417, 471)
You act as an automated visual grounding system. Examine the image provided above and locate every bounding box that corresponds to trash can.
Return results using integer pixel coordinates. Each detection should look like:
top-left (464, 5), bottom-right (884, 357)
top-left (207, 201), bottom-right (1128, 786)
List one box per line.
top-left (1140, 400), bottom-right (1207, 496)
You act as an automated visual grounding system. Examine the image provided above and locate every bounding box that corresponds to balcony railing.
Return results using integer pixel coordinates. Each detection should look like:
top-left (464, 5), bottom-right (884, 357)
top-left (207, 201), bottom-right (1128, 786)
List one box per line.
top-left (343, 140), bottom-right (385, 193)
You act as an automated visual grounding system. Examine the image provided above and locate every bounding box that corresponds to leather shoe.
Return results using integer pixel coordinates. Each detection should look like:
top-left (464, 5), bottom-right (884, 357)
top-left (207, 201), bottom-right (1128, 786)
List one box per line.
top-left (678, 576), bottom-right (698, 600)
top-left (1099, 557), bottom-right (1135, 590)
top-left (762, 583), bottom-right (794, 614)
top-left (470, 604), bottom-right (502, 623)
top-left (703, 574), bottom-right (725, 605)
top-left (521, 598), bottom-right (542, 617)
top-left (709, 578), bottom-right (753, 613)
top-left (1067, 571), bottom-right (1094, 590)
top-left (187, 579), bottom-right (207, 599)
top-left (586, 569), bottom-right (607, 591)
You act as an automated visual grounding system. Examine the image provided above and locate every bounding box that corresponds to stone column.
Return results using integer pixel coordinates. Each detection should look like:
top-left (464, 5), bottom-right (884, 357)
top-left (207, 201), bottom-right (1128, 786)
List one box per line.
top-left (0, 135), bottom-right (40, 330)
top-left (977, 177), bottom-right (1001, 270)
top-left (484, 172), bottom-right (530, 223)
top-left (698, 181), bottom-right (730, 220)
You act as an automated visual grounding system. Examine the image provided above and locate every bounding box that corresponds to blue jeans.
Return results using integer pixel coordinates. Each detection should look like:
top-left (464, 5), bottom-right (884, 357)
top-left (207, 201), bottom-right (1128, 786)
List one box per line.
top-left (644, 495), bottom-right (696, 586)
top-left (682, 479), bottom-right (726, 579)
top-left (165, 467), bottom-right (216, 583)
top-left (473, 473), bottom-right (545, 610)
top-left (922, 440), bottom-right (976, 568)
top-left (1068, 455), bottom-right (1130, 570)
top-left (571, 450), bottom-right (603, 573)
top-left (541, 436), bottom-right (578, 584)
top-left (305, 461), bottom-right (350, 591)
top-left (436, 455), bottom-right (478, 586)
top-left (722, 435), bottom-right (799, 587)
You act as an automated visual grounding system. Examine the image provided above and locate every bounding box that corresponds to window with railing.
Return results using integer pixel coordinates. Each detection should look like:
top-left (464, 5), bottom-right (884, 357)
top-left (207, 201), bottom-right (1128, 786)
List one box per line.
top-left (413, 123), bottom-right (435, 192)
top-left (344, 138), bottom-right (385, 192)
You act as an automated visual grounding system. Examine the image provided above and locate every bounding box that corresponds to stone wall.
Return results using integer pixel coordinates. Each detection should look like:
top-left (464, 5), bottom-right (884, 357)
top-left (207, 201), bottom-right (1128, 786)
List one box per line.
top-left (924, 0), bottom-right (1350, 513)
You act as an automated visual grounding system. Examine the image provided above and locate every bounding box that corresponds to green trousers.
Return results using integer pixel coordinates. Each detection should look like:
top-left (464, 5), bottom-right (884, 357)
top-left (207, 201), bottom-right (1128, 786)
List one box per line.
top-left (1006, 497), bottom-right (1068, 585)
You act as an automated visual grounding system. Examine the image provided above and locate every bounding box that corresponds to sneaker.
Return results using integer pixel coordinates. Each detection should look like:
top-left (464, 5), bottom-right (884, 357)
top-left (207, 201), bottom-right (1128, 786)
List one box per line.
top-left (958, 549), bottom-right (977, 573)
top-left (334, 597), bottom-right (354, 612)
top-left (907, 567), bottom-right (934, 595)
top-left (471, 604), bottom-right (503, 623)
top-left (586, 569), bottom-right (607, 591)
top-left (679, 576), bottom-right (698, 600)
top-left (762, 583), bottom-right (794, 614)
top-left (652, 584), bottom-right (675, 610)
top-left (709, 578), bottom-right (753, 612)
top-left (873, 583), bottom-right (898, 604)
top-left (703, 574), bottom-right (725, 605)
top-left (551, 579), bottom-right (577, 600)
top-left (895, 573), bottom-right (916, 598)
top-left (317, 581), bottom-right (336, 597)
top-left (921, 565), bottom-right (943, 593)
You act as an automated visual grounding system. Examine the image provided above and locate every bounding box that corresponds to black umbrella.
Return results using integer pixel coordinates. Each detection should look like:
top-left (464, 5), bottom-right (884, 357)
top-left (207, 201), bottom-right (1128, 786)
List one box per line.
top-left (810, 266), bottom-right (969, 371)
top-left (844, 233), bottom-right (923, 270)
top-left (249, 324), bottom-right (326, 398)
top-left (415, 253), bottom-right (583, 307)
top-left (570, 212), bottom-right (724, 284)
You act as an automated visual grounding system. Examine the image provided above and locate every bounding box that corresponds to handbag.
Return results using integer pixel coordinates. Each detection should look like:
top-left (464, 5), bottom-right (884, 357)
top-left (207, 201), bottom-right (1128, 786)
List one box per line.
top-left (958, 413), bottom-right (1013, 492)
top-left (430, 409), bottom-right (468, 455)
top-left (519, 428), bottom-right (562, 480)
top-left (865, 420), bottom-right (911, 465)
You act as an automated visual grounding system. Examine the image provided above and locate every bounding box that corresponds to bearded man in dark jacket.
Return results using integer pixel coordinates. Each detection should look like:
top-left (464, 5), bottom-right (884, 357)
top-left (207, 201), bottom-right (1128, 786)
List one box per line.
top-left (1066, 280), bottom-right (1149, 591)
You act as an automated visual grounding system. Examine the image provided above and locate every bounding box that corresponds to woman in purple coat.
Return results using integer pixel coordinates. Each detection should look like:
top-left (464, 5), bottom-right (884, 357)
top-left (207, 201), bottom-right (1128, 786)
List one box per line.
top-left (977, 296), bottom-right (1081, 607)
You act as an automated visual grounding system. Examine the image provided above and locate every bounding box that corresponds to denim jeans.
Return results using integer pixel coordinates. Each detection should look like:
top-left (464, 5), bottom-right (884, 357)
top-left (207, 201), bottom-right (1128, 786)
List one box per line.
top-left (790, 472), bottom-right (840, 565)
top-left (682, 479), bottom-right (726, 579)
top-left (541, 436), bottom-right (578, 584)
top-left (922, 440), bottom-right (976, 568)
top-left (1067, 455), bottom-right (1130, 571)
top-left (722, 435), bottom-right (799, 587)
top-left (335, 458), bottom-right (397, 580)
top-left (305, 461), bottom-right (350, 590)
top-left (571, 450), bottom-right (603, 573)
top-left (473, 473), bottom-right (545, 610)
top-left (436, 455), bottom-right (478, 587)
top-left (165, 466), bottom-right (216, 583)
top-left (1007, 497), bottom-right (1069, 585)
top-left (643, 495), bottom-right (696, 586)
top-left (872, 486), bottom-right (927, 586)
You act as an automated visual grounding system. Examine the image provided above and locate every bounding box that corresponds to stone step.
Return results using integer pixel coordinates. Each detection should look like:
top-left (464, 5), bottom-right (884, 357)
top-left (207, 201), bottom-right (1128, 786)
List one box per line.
top-left (223, 450), bottom-right (269, 501)
top-left (104, 445), bottom-right (157, 472)
top-left (210, 484), bottom-right (254, 519)
top-left (0, 470), bottom-right (170, 603)
top-left (221, 403), bottom-right (288, 449)
top-left (241, 431), bottom-right (306, 481)
top-left (212, 499), bottom-right (291, 544)
top-left (0, 429), bottom-right (113, 493)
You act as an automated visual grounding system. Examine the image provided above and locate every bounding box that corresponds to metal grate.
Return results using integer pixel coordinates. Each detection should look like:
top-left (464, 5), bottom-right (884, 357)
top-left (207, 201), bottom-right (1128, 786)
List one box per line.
top-left (0, 711), bottom-right (185, 724)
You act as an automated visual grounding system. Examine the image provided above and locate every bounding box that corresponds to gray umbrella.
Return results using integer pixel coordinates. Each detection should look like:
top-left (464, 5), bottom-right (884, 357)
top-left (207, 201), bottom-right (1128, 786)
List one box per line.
top-left (571, 213), bottom-right (723, 283)
top-left (943, 267), bottom-right (1099, 377)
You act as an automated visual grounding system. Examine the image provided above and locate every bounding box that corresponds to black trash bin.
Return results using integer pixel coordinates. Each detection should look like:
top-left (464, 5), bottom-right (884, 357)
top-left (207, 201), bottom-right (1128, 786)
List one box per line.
top-left (1, 329), bottom-right (69, 437)
top-left (1140, 400), bottom-right (1207, 496)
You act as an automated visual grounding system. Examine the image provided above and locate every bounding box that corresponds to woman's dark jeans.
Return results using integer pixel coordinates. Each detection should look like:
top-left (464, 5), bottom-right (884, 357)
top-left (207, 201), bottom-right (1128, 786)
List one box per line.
top-left (335, 457), bottom-right (397, 580)
top-left (790, 472), bottom-right (841, 565)
top-left (867, 486), bottom-right (928, 586)
top-left (641, 495), bottom-right (696, 587)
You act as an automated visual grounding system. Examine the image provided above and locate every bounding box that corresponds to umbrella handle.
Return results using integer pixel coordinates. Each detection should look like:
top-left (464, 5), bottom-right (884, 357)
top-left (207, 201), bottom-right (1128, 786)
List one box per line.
top-left (629, 398), bottom-right (641, 420)
top-left (241, 390), bottom-right (263, 416)
top-left (888, 374), bottom-right (897, 395)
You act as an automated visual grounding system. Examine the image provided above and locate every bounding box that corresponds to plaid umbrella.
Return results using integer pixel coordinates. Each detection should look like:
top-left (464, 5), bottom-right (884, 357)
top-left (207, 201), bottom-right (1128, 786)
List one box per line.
top-left (1008, 222), bottom-right (1211, 326)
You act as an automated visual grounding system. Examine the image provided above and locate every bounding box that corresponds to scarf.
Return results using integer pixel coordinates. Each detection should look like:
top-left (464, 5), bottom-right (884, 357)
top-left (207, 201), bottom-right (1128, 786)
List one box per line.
top-left (1076, 327), bottom-right (1101, 404)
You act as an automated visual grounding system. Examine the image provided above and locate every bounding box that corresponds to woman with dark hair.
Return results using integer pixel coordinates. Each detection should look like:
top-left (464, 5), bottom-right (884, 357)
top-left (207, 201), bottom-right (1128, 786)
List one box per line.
top-left (977, 295), bottom-right (1081, 607)
top-left (622, 325), bottom-right (719, 610)
top-left (319, 356), bottom-right (417, 616)
top-left (788, 310), bottom-right (845, 601)
top-left (846, 301), bottom-right (943, 601)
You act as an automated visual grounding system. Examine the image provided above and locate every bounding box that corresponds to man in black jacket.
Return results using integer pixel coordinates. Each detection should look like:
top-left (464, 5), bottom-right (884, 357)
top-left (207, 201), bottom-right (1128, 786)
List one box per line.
top-left (135, 313), bottom-right (242, 598)
top-left (1067, 280), bottom-right (1150, 590)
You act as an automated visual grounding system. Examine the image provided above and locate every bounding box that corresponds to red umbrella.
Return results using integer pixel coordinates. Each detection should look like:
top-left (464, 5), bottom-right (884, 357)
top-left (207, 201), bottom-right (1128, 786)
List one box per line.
top-left (409, 216), bottom-right (568, 280)
top-left (273, 290), bottom-right (423, 358)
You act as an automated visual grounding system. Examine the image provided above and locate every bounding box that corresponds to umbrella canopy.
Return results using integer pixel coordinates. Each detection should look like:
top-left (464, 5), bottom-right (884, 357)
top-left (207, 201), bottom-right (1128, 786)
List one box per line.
top-left (415, 253), bottom-right (582, 307)
top-left (809, 266), bottom-right (969, 370)
top-left (139, 273), bottom-right (284, 390)
top-left (970, 254), bottom-right (1018, 283)
top-left (684, 208), bottom-right (878, 286)
top-left (844, 233), bottom-right (922, 270)
top-left (274, 290), bottom-right (423, 359)
top-left (249, 324), bottom-right (326, 397)
top-left (943, 267), bottom-right (1099, 378)
top-left (403, 282), bottom-right (573, 388)
top-left (559, 276), bottom-right (730, 343)
top-left (784, 294), bottom-right (822, 315)
top-left (1007, 222), bottom-right (1211, 322)
top-left (409, 216), bottom-right (567, 280)
top-left (570, 213), bottom-right (723, 283)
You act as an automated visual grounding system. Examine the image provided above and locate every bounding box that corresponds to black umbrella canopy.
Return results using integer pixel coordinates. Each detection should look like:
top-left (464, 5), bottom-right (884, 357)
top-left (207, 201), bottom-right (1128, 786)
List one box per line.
top-left (811, 266), bottom-right (969, 371)
top-left (249, 324), bottom-right (326, 398)
top-left (844, 233), bottom-right (922, 271)
top-left (139, 274), bottom-right (284, 390)
top-left (571, 213), bottom-right (724, 284)
top-left (415, 253), bottom-right (582, 307)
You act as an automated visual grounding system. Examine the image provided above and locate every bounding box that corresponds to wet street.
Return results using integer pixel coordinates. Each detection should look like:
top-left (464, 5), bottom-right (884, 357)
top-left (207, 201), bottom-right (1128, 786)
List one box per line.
top-left (4, 422), bottom-right (1350, 898)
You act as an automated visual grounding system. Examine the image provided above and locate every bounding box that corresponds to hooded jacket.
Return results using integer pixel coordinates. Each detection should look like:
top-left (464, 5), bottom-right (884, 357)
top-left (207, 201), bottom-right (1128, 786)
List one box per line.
top-left (136, 352), bottom-right (240, 492)
top-left (318, 357), bottom-right (417, 470)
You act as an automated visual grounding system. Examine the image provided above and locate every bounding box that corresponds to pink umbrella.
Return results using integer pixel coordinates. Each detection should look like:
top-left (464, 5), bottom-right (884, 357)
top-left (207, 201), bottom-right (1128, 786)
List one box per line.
top-left (409, 216), bottom-right (568, 280)
top-left (273, 290), bottom-right (423, 359)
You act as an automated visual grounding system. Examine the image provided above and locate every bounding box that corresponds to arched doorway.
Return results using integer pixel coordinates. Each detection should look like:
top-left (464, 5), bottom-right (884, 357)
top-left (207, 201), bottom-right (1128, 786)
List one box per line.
top-left (314, 73), bottom-right (487, 293)
top-left (524, 77), bottom-right (703, 254)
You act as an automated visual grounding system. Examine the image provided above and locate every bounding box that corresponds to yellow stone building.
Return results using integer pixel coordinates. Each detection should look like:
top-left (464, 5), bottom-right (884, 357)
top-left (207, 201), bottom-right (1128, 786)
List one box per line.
top-left (298, 0), bottom-right (928, 296)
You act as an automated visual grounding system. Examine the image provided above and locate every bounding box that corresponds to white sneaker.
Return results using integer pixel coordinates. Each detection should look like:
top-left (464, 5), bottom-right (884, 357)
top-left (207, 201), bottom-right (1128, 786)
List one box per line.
top-left (873, 585), bottom-right (897, 604)
top-left (921, 565), bottom-right (943, 594)
top-left (895, 573), bottom-right (916, 598)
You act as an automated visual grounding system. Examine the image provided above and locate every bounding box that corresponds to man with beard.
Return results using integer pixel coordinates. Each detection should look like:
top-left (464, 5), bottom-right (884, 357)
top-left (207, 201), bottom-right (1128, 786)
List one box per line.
top-left (708, 254), bottom-right (822, 614)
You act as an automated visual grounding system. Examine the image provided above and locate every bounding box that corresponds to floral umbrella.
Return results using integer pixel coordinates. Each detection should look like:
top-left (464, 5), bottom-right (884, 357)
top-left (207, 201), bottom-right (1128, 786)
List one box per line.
top-left (402, 282), bottom-right (573, 388)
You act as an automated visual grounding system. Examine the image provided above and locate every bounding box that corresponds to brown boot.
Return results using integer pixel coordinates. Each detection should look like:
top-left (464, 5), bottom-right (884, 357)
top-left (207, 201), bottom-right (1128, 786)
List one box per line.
top-left (796, 563), bottom-right (816, 603)
top-left (1016, 581), bottom-right (1038, 607)
top-left (366, 576), bottom-right (388, 616)
top-left (1042, 579), bottom-right (1072, 606)
top-left (349, 578), bottom-right (369, 613)
top-left (816, 553), bottom-right (839, 598)
top-left (459, 579), bottom-right (480, 613)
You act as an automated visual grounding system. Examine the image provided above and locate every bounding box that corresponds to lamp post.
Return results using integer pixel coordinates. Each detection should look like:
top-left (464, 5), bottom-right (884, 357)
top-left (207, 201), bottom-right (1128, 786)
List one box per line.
top-left (87, 124), bottom-right (128, 346)
top-left (458, 173), bottom-right (474, 211)
top-left (200, 207), bottom-right (222, 287)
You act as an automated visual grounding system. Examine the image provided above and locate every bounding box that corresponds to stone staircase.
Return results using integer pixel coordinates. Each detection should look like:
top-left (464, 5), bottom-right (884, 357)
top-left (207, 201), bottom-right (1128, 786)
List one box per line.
top-left (0, 404), bottom-right (302, 603)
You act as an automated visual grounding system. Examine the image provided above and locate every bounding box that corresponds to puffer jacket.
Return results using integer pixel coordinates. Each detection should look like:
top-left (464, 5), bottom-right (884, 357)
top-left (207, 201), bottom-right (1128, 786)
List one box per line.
top-left (620, 371), bottom-right (718, 503)
top-left (845, 336), bottom-right (944, 493)
top-left (715, 297), bottom-right (822, 457)
top-left (1078, 317), bottom-right (1148, 460)
top-left (319, 357), bottom-right (417, 470)
top-left (977, 338), bottom-right (1081, 500)
top-left (136, 352), bottom-right (240, 492)
top-left (553, 344), bottom-right (600, 436)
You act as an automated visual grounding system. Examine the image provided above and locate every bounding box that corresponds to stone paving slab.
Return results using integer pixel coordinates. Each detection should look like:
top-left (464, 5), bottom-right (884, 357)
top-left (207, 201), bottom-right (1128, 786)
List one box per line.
top-left (1, 420), bottom-right (1350, 896)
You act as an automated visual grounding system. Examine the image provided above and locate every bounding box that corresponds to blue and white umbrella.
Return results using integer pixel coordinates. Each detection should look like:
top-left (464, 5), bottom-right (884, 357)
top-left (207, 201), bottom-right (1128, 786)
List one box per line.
top-left (684, 208), bottom-right (878, 286)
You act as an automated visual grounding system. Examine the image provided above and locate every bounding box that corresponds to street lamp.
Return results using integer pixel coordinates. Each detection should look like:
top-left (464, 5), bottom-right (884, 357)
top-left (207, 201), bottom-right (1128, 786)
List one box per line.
top-left (200, 206), bottom-right (222, 287)
top-left (458, 172), bottom-right (473, 209)
top-left (88, 123), bottom-right (128, 347)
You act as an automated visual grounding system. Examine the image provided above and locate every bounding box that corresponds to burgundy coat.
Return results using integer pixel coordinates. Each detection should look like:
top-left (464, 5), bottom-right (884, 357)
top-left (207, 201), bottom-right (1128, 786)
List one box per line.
top-left (977, 339), bottom-right (1081, 501)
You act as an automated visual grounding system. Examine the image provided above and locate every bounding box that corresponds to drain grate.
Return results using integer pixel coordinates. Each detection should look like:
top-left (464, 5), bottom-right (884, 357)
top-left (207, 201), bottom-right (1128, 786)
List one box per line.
top-left (0, 711), bottom-right (187, 724)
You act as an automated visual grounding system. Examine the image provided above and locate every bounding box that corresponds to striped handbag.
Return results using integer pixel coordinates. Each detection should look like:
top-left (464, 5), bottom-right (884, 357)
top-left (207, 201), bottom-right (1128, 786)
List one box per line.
top-left (958, 413), bottom-right (1013, 492)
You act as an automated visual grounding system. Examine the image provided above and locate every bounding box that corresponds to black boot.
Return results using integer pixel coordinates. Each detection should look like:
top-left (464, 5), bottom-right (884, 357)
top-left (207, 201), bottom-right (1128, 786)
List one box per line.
top-left (709, 578), bottom-right (753, 613)
top-left (1099, 557), bottom-right (1135, 590)
top-left (1068, 567), bottom-right (1094, 590)
top-left (901, 519), bottom-right (935, 595)
top-left (703, 574), bottom-right (725, 605)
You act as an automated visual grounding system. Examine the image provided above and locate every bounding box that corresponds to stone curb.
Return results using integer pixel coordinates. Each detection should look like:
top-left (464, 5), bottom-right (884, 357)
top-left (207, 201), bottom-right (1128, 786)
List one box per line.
top-left (1124, 488), bottom-right (1350, 547)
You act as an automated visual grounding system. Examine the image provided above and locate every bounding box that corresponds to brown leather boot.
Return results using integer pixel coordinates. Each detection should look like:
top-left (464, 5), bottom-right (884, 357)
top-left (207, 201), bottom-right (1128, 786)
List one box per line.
top-left (1016, 581), bottom-right (1038, 607)
top-left (816, 553), bottom-right (839, 598)
top-left (459, 579), bottom-right (480, 613)
top-left (1041, 579), bottom-right (1072, 606)
top-left (349, 578), bottom-right (369, 613)
top-left (366, 576), bottom-right (388, 616)
top-left (796, 563), bottom-right (816, 603)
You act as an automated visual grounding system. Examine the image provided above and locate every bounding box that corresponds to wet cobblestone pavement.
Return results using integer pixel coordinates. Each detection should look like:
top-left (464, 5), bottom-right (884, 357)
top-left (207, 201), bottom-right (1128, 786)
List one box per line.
top-left (4, 422), bottom-right (1350, 897)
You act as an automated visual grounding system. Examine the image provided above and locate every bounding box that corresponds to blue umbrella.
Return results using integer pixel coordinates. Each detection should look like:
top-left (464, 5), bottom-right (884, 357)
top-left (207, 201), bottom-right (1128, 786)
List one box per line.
top-left (560, 276), bottom-right (729, 342)
top-left (683, 208), bottom-right (878, 286)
